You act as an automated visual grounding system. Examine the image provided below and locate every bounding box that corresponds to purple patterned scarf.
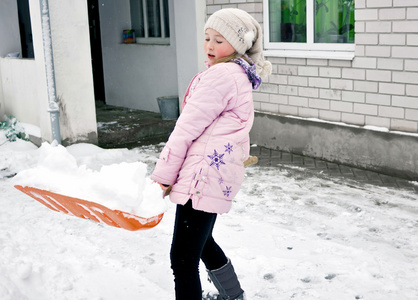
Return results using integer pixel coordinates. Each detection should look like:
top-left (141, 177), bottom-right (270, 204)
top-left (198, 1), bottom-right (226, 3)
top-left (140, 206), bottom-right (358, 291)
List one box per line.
top-left (233, 55), bottom-right (262, 90)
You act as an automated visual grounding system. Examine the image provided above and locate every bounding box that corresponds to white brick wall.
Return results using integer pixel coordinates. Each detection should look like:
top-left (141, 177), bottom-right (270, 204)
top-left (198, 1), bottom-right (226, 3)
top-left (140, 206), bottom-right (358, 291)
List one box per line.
top-left (205, 0), bottom-right (418, 133)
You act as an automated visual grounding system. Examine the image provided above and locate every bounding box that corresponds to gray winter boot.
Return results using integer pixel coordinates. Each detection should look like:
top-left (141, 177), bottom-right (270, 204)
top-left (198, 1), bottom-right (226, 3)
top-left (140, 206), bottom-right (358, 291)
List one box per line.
top-left (207, 259), bottom-right (245, 300)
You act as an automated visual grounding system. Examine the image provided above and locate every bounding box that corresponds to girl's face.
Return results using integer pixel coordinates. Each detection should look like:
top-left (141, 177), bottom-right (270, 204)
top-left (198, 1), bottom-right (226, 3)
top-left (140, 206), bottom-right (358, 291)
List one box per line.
top-left (204, 28), bottom-right (236, 66)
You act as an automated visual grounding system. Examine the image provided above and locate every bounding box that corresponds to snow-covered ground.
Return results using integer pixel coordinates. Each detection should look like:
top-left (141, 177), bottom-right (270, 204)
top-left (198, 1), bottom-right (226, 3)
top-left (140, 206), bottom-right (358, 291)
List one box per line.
top-left (1, 130), bottom-right (418, 300)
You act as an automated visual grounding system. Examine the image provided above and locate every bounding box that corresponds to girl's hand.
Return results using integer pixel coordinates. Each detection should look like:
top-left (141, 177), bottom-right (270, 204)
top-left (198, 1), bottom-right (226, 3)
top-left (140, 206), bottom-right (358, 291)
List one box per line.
top-left (156, 182), bottom-right (172, 198)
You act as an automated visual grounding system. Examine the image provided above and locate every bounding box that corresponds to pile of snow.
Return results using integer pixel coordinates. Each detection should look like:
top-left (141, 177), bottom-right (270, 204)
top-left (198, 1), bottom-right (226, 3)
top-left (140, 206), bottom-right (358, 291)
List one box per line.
top-left (12, 142), bottom-right (168, 217)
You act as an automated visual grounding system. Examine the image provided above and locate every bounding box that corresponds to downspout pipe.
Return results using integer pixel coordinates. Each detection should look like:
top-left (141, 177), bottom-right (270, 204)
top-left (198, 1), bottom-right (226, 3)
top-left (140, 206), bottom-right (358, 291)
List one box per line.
top-left (40, 0), bottom-right (61, 144)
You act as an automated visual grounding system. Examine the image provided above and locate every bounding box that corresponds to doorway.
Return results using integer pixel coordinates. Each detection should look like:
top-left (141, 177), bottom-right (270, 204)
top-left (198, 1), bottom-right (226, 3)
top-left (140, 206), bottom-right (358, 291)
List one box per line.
top-left (17, 0), bottom-right (34, 58)
top-left (87, 0), bottom-right (106, 103)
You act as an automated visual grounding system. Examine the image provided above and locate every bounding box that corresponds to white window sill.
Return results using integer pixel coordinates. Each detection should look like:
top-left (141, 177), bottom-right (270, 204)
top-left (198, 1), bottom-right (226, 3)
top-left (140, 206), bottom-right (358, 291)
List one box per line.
top-left (135, 37), bottom-right (170, 45)
top-left (263, 49), bottom-right (355, 61)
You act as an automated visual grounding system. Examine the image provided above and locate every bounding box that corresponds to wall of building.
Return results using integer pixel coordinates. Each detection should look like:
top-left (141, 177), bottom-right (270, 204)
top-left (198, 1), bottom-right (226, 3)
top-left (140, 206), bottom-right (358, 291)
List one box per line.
top-left (0, 0), bottom-right (22, 119)
top-left (173, 0), bottom-right (207, 103)
top-left (0, 65), bottom-right (4, 117)
top-left (0, 0), bottom-right (98, 145)
top-left (0, 0), bottom-right (46, 130)
top-left (48, 0), bottom-right (98, 145)
top-left (0, 58), bottom-right (42, 126)
top-left (251, 112), bottom-right (418, 179)
top-left (0, 80), bottom-right (3, 118)
top-left (99, 0), bottom-right (179, 113)
top-left (0, 0), bottom-right (21, 57)
top-left (255, 0), bottom-right (418, 133)
top-left (206, 0), bottom-right (418, 178)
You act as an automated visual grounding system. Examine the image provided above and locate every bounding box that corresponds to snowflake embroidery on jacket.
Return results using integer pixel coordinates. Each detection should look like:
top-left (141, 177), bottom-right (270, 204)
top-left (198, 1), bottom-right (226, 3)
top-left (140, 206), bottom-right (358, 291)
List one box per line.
top-left (224, 143), bottom-right (233, 154)
top-left (223, 186), bottom-right (232, 197)
top-left (207, 149), bottom-right (226, 170)
top-left (218, 177), bottom-right (224, 184)
top-left (190, 77), bottom-right (200, 93)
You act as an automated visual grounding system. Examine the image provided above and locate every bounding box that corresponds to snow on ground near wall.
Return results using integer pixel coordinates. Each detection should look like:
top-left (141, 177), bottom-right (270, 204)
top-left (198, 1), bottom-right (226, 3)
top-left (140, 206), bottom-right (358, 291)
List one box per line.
top-left (1, 134), bottom-right (418, 299)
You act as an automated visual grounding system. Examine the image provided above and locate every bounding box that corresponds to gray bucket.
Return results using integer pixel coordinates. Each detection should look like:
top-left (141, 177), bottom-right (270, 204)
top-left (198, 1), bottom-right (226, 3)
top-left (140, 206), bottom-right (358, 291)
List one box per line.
top-left (157, 96), bottom-right (179, 120)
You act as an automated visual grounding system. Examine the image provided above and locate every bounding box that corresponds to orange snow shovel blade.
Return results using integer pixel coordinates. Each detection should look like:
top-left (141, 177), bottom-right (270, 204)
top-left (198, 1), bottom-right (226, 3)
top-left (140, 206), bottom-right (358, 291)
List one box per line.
top-left (14, 185), bottom-right (164, 231)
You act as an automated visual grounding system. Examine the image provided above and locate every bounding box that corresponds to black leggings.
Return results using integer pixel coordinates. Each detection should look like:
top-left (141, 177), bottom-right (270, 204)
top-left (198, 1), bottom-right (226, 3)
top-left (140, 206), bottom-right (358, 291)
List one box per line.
top-left (170, 200), bottom-right (228, 300)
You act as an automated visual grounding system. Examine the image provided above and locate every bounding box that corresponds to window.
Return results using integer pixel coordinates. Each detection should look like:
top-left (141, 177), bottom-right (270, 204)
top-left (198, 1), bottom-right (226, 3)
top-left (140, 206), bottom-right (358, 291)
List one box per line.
top-left (264, 0), bottom-right (355, 59)
top-left (130, 0), bottom-right (170, 45)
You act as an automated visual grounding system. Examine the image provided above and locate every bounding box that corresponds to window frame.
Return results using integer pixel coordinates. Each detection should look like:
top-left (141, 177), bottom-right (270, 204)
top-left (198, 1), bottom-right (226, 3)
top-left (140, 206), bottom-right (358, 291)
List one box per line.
top-left (130, 0), bottom-right (170, 45)
top-left (263, 0), bottom-right (355, 60)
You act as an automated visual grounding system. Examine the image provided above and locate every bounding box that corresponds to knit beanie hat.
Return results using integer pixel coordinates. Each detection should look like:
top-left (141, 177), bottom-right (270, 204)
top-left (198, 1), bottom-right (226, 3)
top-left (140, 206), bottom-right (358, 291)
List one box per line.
top-left (204, 8), bottom-right (272, 77)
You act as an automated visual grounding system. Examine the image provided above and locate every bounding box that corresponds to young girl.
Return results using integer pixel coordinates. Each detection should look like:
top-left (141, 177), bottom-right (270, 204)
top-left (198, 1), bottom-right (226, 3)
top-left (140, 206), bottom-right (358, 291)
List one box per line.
top-left (151, 8), bottom-right (271, 300)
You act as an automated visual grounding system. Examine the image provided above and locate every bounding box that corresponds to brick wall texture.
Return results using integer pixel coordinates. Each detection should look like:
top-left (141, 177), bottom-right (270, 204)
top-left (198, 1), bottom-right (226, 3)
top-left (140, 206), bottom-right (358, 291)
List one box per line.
top-left (206, 0), bottom-right (418, 133)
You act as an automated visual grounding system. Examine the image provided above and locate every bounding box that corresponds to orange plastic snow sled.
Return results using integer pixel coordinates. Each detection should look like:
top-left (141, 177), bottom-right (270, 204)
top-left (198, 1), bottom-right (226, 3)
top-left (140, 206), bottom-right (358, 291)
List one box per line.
top-left (14, 185), bottom-right (164, 231)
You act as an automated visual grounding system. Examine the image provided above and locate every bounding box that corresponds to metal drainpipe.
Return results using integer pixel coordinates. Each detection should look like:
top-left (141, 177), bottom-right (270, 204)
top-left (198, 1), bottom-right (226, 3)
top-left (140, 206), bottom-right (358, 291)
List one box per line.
top-left (40, 0), bottom-right (61, 144)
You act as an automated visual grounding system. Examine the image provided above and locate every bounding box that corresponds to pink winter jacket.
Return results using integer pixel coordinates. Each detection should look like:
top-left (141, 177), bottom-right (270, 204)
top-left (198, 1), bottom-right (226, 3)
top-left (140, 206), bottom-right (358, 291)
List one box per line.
top-left (150, 62), bottom-right (254, 214)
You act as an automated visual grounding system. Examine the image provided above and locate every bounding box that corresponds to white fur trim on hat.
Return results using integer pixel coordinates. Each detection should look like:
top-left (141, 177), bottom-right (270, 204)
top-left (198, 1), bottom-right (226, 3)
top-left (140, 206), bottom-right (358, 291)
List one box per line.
top-left (204, 8), bottom-right (272, 77)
